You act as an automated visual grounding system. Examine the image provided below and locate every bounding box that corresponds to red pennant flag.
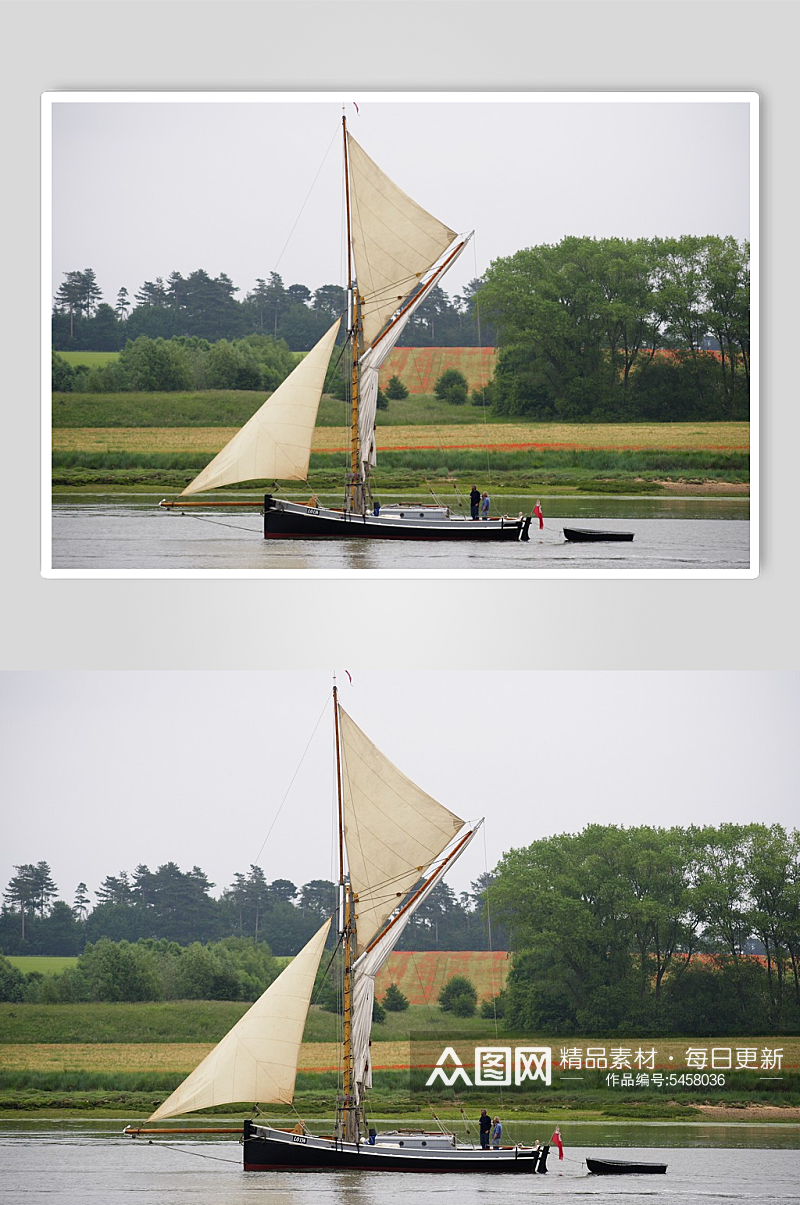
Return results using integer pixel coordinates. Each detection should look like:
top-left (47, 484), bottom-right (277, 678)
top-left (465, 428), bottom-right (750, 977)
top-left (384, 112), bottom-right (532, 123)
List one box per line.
top-left (345, 670), bottom-right (352, 684)
top-left (551, 1127), bottom-right (563, 1160)
top-left (353, 102), bottom-right (359, 114)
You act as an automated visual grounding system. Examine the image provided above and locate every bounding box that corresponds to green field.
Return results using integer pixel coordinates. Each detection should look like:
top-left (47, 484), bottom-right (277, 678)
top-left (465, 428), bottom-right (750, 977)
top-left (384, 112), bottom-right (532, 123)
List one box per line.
top-left (57, 351), bottom-right (120, 368)
top-left (6, 958), bottom-right (77, 976)
top-left (52, 391), bottom-right (500, 429)
top-left (0, 1002), bottom-right (500, 1045)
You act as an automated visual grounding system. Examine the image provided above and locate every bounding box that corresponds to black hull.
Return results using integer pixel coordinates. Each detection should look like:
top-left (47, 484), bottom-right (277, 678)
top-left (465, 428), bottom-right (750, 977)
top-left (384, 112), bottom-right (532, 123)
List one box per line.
top-left (586, 1158), bottom-right (667, 1175)
top-left (563, 528), bottom-right (634, 543)
top-left (264, 496), bottom-right (530, 541)
top-left (243, 1123), bottom-right (549, 1174)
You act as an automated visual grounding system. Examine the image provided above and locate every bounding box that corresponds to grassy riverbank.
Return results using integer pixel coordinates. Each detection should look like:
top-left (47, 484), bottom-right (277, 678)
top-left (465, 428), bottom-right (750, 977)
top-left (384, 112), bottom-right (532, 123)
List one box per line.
top-left (1, 1001), bottom-right (795, 1118)
top-left (51, 404), bottom-right (750, 496)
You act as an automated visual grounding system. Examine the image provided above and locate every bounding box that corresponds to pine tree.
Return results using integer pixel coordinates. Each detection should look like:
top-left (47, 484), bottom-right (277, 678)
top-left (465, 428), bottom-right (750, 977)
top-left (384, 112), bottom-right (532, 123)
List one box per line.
top-left (4, 865), bottom-right (41, 939)
top-left (115, 287), bottom-right (130, 321)
top-left (385, 374), bottom-right (409, 400)
top-left (73, 882), bottom-right (90, 921)
top-left (382, 981), bottom-right (409, 1011)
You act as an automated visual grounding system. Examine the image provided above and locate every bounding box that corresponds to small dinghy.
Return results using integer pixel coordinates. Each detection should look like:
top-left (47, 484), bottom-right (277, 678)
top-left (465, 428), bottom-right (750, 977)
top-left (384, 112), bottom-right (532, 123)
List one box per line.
top-left (586, 1157), bottom-right (667, 1175)
top-left (563, 527), bottom-right (634, 543)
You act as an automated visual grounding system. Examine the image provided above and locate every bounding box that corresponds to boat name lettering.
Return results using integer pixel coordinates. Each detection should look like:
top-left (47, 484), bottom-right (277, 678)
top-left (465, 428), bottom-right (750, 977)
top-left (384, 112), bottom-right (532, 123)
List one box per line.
top-left (306, 507), bottom-right (320, 516)
top-left (292, 1134), bottom-right (308, 1144)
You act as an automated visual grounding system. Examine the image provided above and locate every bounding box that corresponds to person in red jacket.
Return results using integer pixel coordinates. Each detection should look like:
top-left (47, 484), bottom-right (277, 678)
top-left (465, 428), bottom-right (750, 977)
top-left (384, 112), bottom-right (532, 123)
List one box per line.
top-left (534, 499), bottom-right (544, 530)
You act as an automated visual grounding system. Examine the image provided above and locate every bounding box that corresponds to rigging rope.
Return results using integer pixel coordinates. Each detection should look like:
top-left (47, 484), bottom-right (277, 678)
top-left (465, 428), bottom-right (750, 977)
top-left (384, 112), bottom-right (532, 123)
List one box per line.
top-left (143, 1141), bottom-right (239, 1165)
top-left (172, 512), bottom-right (260, 534)
top-left (272, 127), bottom-right (339, 276)
top-left (472, 235), bottom-right (493, 490)
top-left (251, 690), bottom-right (331, 869)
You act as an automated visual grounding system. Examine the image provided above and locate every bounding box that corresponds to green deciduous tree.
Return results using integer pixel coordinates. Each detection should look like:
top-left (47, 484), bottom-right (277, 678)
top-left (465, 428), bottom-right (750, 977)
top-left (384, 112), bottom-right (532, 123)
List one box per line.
top-left (118, 336), bottom-right (193, 391)
top-left (433, 368), bottom-right (469, 405)
top-left (79, 938), bottom-right (162, 1002)
top-left (438, 974), bottom-right (477, 1016)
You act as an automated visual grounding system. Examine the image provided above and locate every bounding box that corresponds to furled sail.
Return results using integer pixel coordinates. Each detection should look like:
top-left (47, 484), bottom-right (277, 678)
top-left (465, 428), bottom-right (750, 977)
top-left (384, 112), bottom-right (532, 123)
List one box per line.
top-left (148, 918), bottom-right (331, 1120)
top-left (357, 238), bottom-right (470, 469)
top-left (347, 133), bottom-right (458, 349)
top-left (350, 824), bottom-right (480, 1100)
top-left (181, 319), bottom-right (341, 495)
top-left (338, 706), bottom-right (465, 954)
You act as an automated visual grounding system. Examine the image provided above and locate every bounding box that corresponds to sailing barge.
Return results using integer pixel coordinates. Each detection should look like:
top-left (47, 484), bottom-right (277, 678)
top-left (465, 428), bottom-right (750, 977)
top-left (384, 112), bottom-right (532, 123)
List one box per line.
top-left (131, 686), bottom-right (547, 1171)
top-left (162, 115), bottom-right (531, 542)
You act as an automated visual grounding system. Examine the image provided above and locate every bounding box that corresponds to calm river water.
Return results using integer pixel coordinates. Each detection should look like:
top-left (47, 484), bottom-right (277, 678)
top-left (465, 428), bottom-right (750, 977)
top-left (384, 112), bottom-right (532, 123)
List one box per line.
top-left (50, 494), bottom-right (750, 573)
top-left (1, 1119), bottom-right (797, 1205)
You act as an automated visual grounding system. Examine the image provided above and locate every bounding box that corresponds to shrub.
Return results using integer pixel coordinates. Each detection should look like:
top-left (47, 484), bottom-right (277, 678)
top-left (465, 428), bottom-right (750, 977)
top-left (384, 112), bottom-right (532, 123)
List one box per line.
top-left (382, 982), bottom-right (409, 1012)
top-left (0, 955), bottom-right (26, 1002)
top-left (51, 351), bottom-right (75, 392)
top-left (385, 374), bottom-right (409, 400)
top-left (438, 974), bottom-right (477, 1016)
top-left (174, 943), bottom-right (241, 1000)
top-left (372, 998), bottom-right (386, 1024)
top-left (204, 340), bottom-right (262, 391)
top-left (376, 387), bottom-right (388, 410)
top-left (480, 991), bottom-right (505, 1020)
top-left (433, 369), bottom-right (469, 405)
top-left (118, 336), bottom-right (193, 391)
top-left (78, 939), bottom-right (162, 1002)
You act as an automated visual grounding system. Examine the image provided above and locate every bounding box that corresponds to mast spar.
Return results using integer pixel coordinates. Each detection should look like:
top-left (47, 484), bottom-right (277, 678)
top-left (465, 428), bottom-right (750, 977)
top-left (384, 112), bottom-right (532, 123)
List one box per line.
top-left (342, 117), bottom-right (364, 514)
top-left (333, 682), bottom-right (359, 1142)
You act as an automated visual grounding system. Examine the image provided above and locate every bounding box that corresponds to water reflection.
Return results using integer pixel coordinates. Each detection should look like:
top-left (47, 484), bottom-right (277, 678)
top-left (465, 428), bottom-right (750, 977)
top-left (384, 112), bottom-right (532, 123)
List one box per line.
top-left (51, 494), bottom-right (751, 573)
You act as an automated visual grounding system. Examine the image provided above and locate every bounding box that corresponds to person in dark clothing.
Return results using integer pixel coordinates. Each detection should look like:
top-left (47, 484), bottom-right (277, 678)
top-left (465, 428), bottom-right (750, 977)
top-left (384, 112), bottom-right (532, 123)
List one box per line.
top-left (470, 485), bottom-right (481, 520)
top-left (478, 1108), bottom-right (491, 1149)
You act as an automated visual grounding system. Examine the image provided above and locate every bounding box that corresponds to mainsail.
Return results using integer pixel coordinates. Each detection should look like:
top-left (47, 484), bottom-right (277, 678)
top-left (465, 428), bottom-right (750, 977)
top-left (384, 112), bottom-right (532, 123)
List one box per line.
top-left (181, 319), bottom-right (341, 495)
top-left (349, 824), bottom-right (480, 1100)
top-left (346, 132), bottom-right (459, 350)
top-left (148, 918), bottom-right (331, 1120)
top-left (357, 241), bottom-right (469, 469)
top-left (338, 706), bottom-right (466, 954)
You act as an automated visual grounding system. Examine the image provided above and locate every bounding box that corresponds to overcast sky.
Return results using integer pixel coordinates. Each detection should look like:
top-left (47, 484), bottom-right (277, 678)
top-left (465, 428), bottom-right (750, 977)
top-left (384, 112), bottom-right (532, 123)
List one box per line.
top-left (1, 671), bottom-right (795, 909)
top-left (50, 94), bottom-right (751, 310)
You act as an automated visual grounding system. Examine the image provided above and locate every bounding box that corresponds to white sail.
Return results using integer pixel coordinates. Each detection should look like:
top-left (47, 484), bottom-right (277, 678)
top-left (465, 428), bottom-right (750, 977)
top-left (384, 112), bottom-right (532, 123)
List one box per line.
top-left (181, 319), bottom-right (341, 495)
top-left (357, 238), bottom-right (470, 469)
top-left (148, 918), bottom-right (331, 1120)
top-left (347, 133), bottom-right (458, 349)
top-left (338, 706), bottom-right (465, 954)
top-left (350, 824), bottom-right (480, 1099)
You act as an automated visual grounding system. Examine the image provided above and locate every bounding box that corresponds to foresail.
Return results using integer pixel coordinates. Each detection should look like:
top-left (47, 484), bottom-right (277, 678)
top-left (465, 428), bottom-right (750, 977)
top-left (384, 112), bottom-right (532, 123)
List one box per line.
top-left (350, 825), bottom-right (479, 1099)
top-left (347, 133), bottom-right (458, 349)
top-left (181, 319), bottom-right (340, 495)
top-left (357, 238), bottom-right (470, 469)
top-left (148, 918), bottom-right (331, 1120)
top-left (338, 706), bottom-right (465, 954)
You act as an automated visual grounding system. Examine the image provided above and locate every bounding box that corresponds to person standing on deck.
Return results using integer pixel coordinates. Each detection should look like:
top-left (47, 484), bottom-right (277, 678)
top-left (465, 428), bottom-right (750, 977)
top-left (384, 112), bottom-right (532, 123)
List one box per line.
top-left (534, 499), bottom-right (544, 530)
top-left (491, 1117), bottom-right (502, 1148)
top-left (478, 1108), bottom-right (491, 1149)
top-left (480, 492), bottom-right (490, 521)
top-left (470, 485), bottom-right (481, 520)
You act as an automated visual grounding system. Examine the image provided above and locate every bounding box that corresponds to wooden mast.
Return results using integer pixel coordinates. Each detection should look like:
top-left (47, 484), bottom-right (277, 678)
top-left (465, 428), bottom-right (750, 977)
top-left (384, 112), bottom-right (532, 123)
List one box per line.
top-left (342, 117), bottom-right (362, 513)
top-left (333, 681), bottom-right (357, 1142)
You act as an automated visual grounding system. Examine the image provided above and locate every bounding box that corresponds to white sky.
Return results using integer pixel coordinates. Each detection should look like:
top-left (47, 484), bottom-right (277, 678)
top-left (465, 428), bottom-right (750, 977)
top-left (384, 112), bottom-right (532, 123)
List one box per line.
top-left (1, 671), bottom-right (795, 910)
top-left (51, 95), bottom-right (751, 311)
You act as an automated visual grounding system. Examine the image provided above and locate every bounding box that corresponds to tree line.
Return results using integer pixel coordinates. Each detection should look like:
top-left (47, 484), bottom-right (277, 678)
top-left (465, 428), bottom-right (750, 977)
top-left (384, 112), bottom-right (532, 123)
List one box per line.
top-left (490, 823), bottom-right (799, 1037)
top-left (480, 235), bottom-right (749, 421)
top-left (52, 334), bottom-right (298, 395)
top-left (52, 268), bottom-right (490, 353)
top-left (1, 861), bottom-right (500, 959)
